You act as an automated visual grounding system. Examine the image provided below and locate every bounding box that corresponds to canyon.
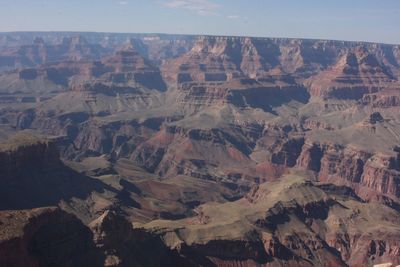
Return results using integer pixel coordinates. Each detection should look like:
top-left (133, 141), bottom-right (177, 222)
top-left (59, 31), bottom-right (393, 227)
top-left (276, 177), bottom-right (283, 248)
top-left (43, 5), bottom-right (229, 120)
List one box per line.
top-left (0, 32), bottom-right (400, 266)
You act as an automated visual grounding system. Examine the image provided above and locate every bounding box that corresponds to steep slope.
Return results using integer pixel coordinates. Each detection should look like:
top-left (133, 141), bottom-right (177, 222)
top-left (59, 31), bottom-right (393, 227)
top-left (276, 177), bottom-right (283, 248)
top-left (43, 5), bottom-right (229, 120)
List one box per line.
top-left (0, 133), bottom-right (114, 211)
top-left (0, 36), bottom-right (108, 71)
top-left (144, 173), bottom-right (400, 267)
top-left (0, 208), bottom-right (182, 267)
top-left (161, 36), bottom-right (345, 84)
top-left (162, 36), bottom-right (244, 84)
top-left (0, 207), bottom-right (103, 267)
top-left (0, 133), bottom-right (240, 224)
top-left (307, 46), bottom-right (398, 99)
top-left (1, 32), bottom-right (400, 266)
top-left (99, 42), bottom-right (167, 91)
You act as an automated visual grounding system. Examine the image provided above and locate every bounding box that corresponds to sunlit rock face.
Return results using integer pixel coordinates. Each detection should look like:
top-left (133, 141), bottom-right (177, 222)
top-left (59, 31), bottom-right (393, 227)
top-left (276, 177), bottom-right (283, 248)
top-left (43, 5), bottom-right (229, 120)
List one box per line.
top-left (1, 32), bottom-right (400, 266)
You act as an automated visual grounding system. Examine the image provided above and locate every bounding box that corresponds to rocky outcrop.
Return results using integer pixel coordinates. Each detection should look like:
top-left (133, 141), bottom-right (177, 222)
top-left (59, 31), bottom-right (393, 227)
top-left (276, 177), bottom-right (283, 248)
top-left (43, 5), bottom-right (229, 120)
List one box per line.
top-left (177, 82), bottom-right (230, 107)
top-left (0, 134), bottom-right (113, 211)
top-left (326, 226), bottom-right (400, 267)
top-left (0, 134), bottom-right (61, 179)
top-left (89, 210), bottom-right (190, 267)
top-left (0, 35), bottom-right (108, 71)
top-left (175, 79), bottom-right (310, 111)
top-left (90, 210), bottom-right (133, 248)
top-left (162, 36), bottom-right (244, 84)
top-left (0, 207), bottom-right (103, 267)
top-left (2, 32), bottom-right (400, 266)
top-left (59, 117), bottom-right (170, 160)
top-left (362, 90), bottom-right (400, 108)
top-left (131, 124), bottom-right (257, 183)
top-left (296, 142), bottom-right (324, 172)
top-left (360, 156), bottom-right (400, 198)
top-left (306, 47), bottom-right (397, 100)
top-left (89, 210), bottom-right (135, 267)
top-left (101, 44), bottom-right (167, 91)
top-left (296, 142), bottom-right (400, 200)
top-left (0, 207), bottom-right (183, 267)
top-left (320, 151), bottom-right (399, 198)
top-left (255, 134), bottom-right (400, 201)
top-left (317, 145), bottom-right (371, 184)
top-left (145, 175), bottom-right (400, 266)
top-left (0, 60), bottom-right (108, 95)
top-left (162, 36), bottom-right (338, 84)
top-left (302, 120), bottom-right (334, 131)
top-left (270, 138), bottom-right (305, 167)
top-left (366, 112), bottom-right (385, 125)
top-left (0, 39), bottom-right (168, 100)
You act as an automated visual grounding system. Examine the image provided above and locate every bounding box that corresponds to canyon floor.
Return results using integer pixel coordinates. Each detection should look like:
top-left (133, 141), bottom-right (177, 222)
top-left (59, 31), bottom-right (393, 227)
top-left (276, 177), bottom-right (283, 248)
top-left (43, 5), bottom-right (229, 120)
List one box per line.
top-left (0, 32), bottom-right (400, 267)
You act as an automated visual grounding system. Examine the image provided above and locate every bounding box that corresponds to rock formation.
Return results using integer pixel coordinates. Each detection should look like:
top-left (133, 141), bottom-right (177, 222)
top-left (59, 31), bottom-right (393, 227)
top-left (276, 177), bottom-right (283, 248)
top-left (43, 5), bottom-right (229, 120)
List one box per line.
top-left (0, 32), bottom-right (400, 266)
top-left (144, 173), bottom-right (400, 266)
top-left (0, 207), bottom-right (102, 267)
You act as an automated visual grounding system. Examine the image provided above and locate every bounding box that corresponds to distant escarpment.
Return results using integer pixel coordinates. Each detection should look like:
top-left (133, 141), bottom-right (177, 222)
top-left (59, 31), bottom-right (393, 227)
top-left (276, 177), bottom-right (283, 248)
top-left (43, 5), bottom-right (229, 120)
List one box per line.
top-left (306, 47), bottom-right (397, 99)
top-left (162, 36), bottom-right (343, 84)
top-left (162, 35), bottom-right (400, 101)
top-left (1, 32), bottom-right (400, 266)
top-left (125, 35), bottom-right (400, 124)
top-left (175, 78), bottom-right (309, 110)
top-left (0, 36), bottom-right (107, 72)
top-left (0, 43), bottom-right (167, 95)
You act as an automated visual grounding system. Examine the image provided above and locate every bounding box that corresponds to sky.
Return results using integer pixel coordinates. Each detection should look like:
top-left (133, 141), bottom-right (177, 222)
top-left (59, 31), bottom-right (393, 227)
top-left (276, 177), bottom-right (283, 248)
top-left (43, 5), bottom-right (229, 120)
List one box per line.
top-left (0, 0), bottom-right (399, 44)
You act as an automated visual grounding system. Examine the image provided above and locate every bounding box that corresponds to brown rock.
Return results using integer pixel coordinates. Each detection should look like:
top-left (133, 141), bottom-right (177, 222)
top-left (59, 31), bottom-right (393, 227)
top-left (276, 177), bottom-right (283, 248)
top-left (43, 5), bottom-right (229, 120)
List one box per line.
top-left (0, 207), bottom-right (102, 267)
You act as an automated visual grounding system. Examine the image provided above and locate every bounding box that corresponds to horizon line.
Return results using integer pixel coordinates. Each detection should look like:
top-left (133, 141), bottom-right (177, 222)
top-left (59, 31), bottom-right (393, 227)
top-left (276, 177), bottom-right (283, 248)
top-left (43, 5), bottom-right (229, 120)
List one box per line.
top-left (1, 30), bottom-right (399, 46)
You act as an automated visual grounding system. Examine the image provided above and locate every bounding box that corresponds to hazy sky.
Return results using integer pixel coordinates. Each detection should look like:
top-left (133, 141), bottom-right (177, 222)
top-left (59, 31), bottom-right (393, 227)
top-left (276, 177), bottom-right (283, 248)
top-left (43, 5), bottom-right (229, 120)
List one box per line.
top-left (0, 0), bottom-right (399, 44)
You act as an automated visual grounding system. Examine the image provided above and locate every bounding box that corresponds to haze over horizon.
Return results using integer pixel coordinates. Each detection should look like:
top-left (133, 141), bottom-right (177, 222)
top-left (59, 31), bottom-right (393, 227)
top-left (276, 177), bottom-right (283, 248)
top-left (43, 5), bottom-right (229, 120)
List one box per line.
top-left (2, 1), bottom-right (400, 266)
top-left (0, 0), bottom-right (399, 44)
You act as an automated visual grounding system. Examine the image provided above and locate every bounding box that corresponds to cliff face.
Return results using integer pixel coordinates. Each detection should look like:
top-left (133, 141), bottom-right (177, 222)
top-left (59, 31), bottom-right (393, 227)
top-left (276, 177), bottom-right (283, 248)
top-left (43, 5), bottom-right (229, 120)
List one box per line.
top-left (162, 36), bottom-right (400, 103)
top-left (295, 142), bottom-right (400, 200)
top-left (0, 35), bottom-right (107, 71)
top-left (100, 43), bottom-right (167, 91)
top-left (171, 37), bottom-right (400, 111)
top-left (0, 207), bottom-right (102, 267)
top-left (0, 208), bottom-right (180, 267)
top-left (4, 34), bottom-right (399, 204)
top-left (306, 48), bottom-right (396, 99)
top-left (144, 174), bottom-right (400, 267)
top-left (0, 134), bottom-right (117, 212)
top-left (362, 89), bottom-right (400, 108)
top-left (162, 36), bottom-right (244, 84)
top-left (89, 210), bottom-right (176, 267)
top-left (0, 46), bottom-right (167, 95)
top-left (0, 135), bottom-right (61, 178)
top-left (1, 32), bottom-right (400, 266)
top-left (130, 124), bottom-right (261, 187)
top-left (162, 36), bottom-right (342, 84)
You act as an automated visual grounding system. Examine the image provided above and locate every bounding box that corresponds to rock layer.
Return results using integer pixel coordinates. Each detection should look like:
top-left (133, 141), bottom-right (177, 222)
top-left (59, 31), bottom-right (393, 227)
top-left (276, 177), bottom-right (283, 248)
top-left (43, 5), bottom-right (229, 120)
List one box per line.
top-left (1, 32), bottom-right (400, 266)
